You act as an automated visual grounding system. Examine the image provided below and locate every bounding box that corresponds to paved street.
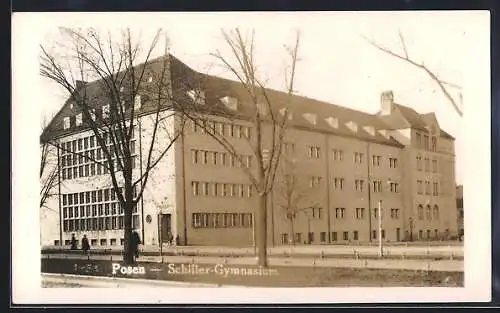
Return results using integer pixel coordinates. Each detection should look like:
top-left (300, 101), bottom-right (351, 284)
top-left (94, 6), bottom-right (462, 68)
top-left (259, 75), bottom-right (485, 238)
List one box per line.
top-left (43, 253), bottom-right (463, 272)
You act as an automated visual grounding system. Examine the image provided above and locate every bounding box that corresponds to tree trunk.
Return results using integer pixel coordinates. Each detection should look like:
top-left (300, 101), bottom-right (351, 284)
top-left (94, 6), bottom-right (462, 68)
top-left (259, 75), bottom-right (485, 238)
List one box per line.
top-left (257, 193), bottom-right (268, 267)
top-left (123, 198), bottom-right (134, 265)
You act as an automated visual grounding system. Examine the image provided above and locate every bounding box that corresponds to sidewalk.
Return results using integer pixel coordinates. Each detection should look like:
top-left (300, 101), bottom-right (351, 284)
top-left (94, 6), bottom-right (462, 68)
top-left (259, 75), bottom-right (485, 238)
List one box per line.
top-left (43, 253), bottom-right (464, 272)
top-left (43, 243), bottom-right (464, 258)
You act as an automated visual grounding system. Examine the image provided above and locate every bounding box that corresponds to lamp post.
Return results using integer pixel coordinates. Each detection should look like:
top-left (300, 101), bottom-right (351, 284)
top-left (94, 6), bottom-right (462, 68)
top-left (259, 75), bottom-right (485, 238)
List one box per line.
top-left (252, 213), bottom-right (256, 256)
top-left (409, 217), bottom-right (415, 242)
top-left (378, 200), bottom-right (383, 258)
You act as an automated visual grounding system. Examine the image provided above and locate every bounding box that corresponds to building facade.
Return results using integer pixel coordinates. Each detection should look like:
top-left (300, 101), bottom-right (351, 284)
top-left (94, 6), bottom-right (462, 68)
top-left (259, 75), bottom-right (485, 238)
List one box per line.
top-left (40, 54), bottom-right (458, 247)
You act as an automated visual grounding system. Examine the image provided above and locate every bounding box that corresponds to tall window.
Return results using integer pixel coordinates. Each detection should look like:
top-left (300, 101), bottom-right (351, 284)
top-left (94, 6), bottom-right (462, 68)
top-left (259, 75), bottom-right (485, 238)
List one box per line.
top-left (418, 205), bottom-right (424, 220)
top-left (307, 146), bottom-right (321, 159)
top-left (333, 149), bottom-right (344, 161)
top-left (431, 137), bottom-right (437, 152)
top-left (433, 205), bottom-right (440, 220)
top-left (353, 152), bottom-right (363, 164)
top-left (416, 155), bottom-right (422, 171)
top-left (426, 205), bottom-right (432, 220)
top-left (333, 177), bottom-right (344, 191)
top-left (355, 208), bottom-right (365, 219)
top-left (389, 157), bottom-right (398, 168)
top-left (335, 208), bottom-right (346, 219)
top-left (417, 180), bottom-right (423, 194)
top-left (354, 179), bottom-right (364, 192)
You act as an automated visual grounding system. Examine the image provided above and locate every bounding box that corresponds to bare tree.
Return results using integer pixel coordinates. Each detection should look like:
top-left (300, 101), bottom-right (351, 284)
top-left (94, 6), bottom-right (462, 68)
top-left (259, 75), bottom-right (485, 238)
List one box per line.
top-left (179, 28), bottom-right (301, 267)
top-left (276, 155), bottom-right (319, 245)
top-left (363, 31), bottom-right (463, 117)
top-left (40, 27), bottom-right (184, 264)
top-left (40, 136), bottom-right (59, 209)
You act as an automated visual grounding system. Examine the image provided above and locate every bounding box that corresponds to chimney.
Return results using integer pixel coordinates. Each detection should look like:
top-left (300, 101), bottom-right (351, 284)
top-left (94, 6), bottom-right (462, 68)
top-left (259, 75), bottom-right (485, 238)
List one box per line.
top-left (380, 90), bottom-right (395, 115)
top-left (76, 80), bottom-right (87, 90)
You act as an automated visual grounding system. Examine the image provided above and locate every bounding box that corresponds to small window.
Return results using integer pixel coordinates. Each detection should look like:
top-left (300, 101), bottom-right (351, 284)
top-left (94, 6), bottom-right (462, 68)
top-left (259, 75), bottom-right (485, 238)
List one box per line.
top-left (63, 117), bottom-right (70, 130)
top-left (76, 113), bottom-right (83, 126)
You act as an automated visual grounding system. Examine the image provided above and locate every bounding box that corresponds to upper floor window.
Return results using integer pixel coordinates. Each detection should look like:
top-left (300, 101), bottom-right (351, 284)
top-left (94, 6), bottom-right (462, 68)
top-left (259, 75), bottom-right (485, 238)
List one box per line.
top-left (416, 155), bottom-right (422, 171)
top-left (389, 157), bottom-right (398, 168)
top-left (310, 176), bottom-right (322, 188)
top-left (424, 135), bottom-right (430, 150)
top-left (389, 182), bottom-right (399, 193)
top-left (416, 133), bottom-right (422, 148)
top-left (353, 152), bottom-right (363, 164)
top-left (63, 117), bottom-right (70, 130)
top-left (333, 177), bottom-right (344, 191)
top-left (372, 155), bottom-right (382, 167)
top-left (354, 179), bottom-right (364, 192)
top-left (76, 113), bottom-right (83, 126)
top-left (432, 159), bottom-right (438, 173)
top-left (372, 180), bottom-right (382, 192)
top-left (282, 142), bottom-right (295, 155)
top-left (333, 149), bottom-right (344, 161)
top-left (307, 146), bottom-right (320, 159)
top-left (431, 136), bottom-right (437, 152)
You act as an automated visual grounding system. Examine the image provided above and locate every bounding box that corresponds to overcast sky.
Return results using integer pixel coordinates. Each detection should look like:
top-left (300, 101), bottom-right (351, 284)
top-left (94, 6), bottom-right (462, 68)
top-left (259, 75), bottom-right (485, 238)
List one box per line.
top-left (23, 11), bottom-right (491, 184)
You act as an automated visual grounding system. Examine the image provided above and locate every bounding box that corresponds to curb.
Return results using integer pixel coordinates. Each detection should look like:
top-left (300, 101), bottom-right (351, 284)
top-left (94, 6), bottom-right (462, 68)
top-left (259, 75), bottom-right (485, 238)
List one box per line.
top-left (41, 273), bottom-right (230, 288)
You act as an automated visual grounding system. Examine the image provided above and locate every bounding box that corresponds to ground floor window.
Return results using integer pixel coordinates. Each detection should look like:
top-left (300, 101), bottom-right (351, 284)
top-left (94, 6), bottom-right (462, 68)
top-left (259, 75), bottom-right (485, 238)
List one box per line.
top-left (280, 233), bottom-right (289, 244)
top-left (343, 231), bottom-right (349, 241)
top-left (372, 230), bottom-right (377, 240)
top-left (332, 232), bottom-right (337, 242)
top-left (320, 232), bottom-right (326, 243)
top-left (54, 240), bottom-right (60, 246)
top-left (353, 231), bottom-right (359, 240)
top-left (295, 232), bottom-right (302, 244)
top-left (100, 239), bottom-right (107, 246)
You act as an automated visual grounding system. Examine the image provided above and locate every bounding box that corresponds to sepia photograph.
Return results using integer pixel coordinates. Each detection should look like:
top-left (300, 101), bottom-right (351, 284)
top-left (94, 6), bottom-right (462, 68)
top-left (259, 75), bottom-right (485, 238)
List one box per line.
top-left (12, 11), bottom-right (490, 304)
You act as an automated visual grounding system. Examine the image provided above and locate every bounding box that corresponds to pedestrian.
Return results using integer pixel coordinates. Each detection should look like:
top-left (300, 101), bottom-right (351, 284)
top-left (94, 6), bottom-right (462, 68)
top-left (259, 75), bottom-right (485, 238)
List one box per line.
top-left (167, 232), bottom-right (173, 246)
top-left (70, 233), bottom-right (78, 250)
top-left (81, 234), bottom-right (90, 254)
top-left (132, 229), bottom-right (142, 261)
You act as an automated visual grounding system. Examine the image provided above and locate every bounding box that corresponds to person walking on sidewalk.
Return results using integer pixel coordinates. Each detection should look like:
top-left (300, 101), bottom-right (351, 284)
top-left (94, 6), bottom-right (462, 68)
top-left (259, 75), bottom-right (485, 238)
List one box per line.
top-left (70, 233), bottom-right (78, 250)
top-left (132, 229), bottom-right (142, 262)
top-left (81, 234), bottom-right (90, 254)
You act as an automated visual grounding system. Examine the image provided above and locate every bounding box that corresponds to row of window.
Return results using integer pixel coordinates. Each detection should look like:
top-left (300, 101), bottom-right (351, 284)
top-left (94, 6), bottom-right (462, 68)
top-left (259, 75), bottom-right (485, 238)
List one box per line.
top-left (63, 101), bottom-right (140, 130)
top-left (336, 207), bottom-right (401, 220)
top-left (62, 187), bottom-right (137, 206)
top-left (61, 144), bottom-right (137, 167)
top-left (192, 213), bottom-right (253, 228)
top-left (304, 146), bottom-right (399, 169)
top-left (416, 132), bottom-right (437, 152)
top-left (61, 158), bottom-right (138, 180)
top-left (192, 120), bottom-right (252, 139)
top-left (416, 155), bottom-right (438, 172)
top-left (191, 181), bottom-right (254, 198)
top-left (417, 204), bottom-right (440, 221)
top-left (62, 215), bottom-right (140, 232)
top-left (60, 238), bottom-right (124, 246)
top-left (280, 230), bottom-right (366, 244)
top-left (59, 128), bottom-right (136, 154)
top-left (62, 203), bottom-right (139, 219)
top-left (191, 149), bottom-right (252, 168)
top-left (417, 181), bottom-right (439, 196)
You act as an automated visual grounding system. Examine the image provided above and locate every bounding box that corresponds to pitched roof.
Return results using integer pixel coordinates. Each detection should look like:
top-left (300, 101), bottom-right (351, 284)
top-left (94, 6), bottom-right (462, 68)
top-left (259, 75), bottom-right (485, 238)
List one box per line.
top-left (40, 54), bottom-right (405, 147)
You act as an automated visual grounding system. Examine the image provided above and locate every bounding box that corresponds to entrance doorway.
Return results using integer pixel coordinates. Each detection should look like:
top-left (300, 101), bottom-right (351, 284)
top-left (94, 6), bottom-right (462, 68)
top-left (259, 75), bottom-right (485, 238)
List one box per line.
top-left (158, 214), bottom-right (172, 243)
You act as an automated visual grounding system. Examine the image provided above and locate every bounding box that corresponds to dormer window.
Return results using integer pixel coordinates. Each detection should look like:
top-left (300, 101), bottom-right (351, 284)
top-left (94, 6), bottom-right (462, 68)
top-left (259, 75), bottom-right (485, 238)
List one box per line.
top-left (102, 104), bottom-right (110, 119)
top-left (148, 76), bottom-right (153, 83)
top-left (279, 107), bottom-right (293, 120)
top-left (75, 113), bottom-right (83, 126)
top-left (303, 113), bottom-right (317, 125)
top-left (363, 125), bottom-right (375, 136)
top-left (378, 129), bottom-right (389, 139)
top-left (221, 96), bottom-right (238, 110)
top-left (325, 117), bottom-right (339, 128)
top-left (63, 117), bottom-right (70, 130)
top-left (187, 89), bottom-right (205, 105)
top-left (256, 102), bottom-right (268, 115)
top-left (134, 95), bottom-right (142, 111)
top-left (70, 103), bottom-right (74, 109)
top-left (345, 121), bottom-right (358, 132)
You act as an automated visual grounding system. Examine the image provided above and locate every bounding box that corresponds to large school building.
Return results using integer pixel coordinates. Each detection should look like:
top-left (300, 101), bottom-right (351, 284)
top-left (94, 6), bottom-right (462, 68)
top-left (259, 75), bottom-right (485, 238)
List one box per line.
top-left (40, 54), bottom-right (458, 247)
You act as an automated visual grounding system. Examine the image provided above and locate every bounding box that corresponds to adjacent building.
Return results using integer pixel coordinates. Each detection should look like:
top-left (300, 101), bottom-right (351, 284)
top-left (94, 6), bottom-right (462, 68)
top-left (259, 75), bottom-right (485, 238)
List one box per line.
top-left (40, 54), bottom-right (459, 247)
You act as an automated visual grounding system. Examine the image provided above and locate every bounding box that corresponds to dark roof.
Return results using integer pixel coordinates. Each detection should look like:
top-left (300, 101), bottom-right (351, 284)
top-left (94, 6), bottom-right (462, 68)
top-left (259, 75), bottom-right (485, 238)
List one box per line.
top-left (45, 54), bottom-right (447, 148)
